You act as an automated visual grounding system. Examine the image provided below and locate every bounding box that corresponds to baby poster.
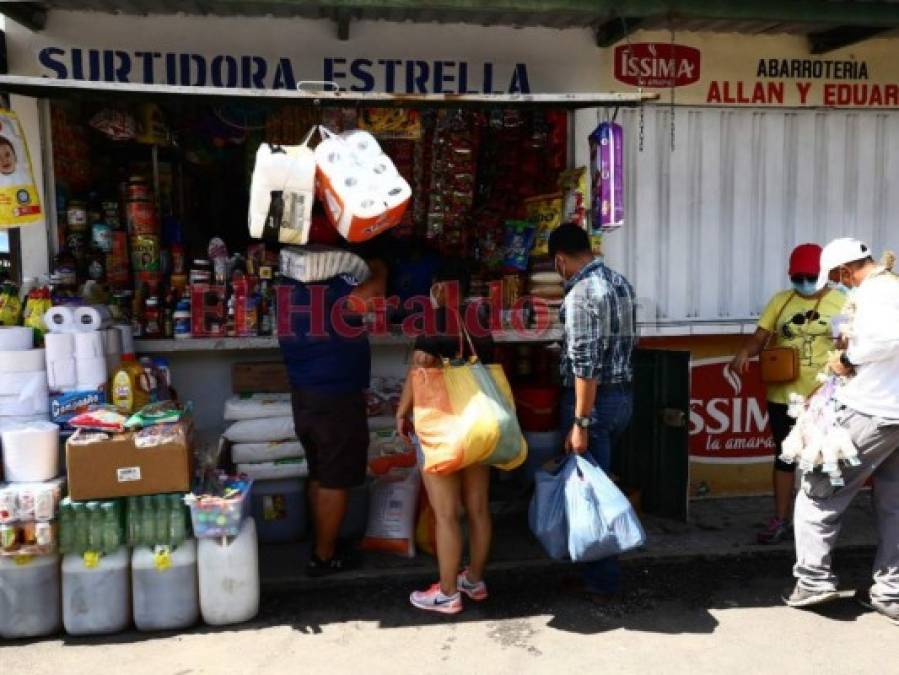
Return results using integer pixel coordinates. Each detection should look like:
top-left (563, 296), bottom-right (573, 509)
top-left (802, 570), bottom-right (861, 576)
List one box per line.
top-left (0, 110), bottom-right (42, 228)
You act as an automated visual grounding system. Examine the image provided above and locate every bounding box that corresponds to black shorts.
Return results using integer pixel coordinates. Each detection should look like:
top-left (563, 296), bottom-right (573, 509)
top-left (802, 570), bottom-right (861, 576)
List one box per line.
top-left (768, 401), bottom-right (797, 473)
top-left (291, 388), bottom-right (369, 489)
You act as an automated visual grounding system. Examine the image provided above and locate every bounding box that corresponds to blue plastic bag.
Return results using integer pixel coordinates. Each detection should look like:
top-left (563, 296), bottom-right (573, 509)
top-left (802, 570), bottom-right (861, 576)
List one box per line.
top-left (529, 455), bottom-right (645, 562)
top-left (528, 456), bottom-right (573, 560)
top-left (564, 455), bottom-right (645, 561)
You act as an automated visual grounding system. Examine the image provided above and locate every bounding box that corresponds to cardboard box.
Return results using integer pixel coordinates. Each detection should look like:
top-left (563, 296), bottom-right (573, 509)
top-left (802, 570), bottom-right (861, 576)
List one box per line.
top-left (232, 361), bottom-right (290, 394)
top-left (65, 425), bottom-right (193, 501)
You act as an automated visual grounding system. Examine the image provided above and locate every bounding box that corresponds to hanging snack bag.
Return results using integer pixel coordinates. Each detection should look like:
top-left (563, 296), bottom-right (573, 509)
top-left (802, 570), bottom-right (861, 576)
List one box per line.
top-left (558, 167), bottom-right (589, 229)
top-left (502, 220), bottom-right (537, 272)
top-left (248, 127), bottom-right (317, 246)
top-left (315, 126), bottom-right (412, 243)
top-left (525, 193), bottom-right (562, 258)
top-left (589, 122), bottom-right (624, 231)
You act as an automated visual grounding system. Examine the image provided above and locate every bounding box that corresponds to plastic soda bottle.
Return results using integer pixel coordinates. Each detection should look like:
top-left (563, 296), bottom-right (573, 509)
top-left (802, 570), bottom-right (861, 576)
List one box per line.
top-left (140, 495), bottom-right (155, 547)
top-left (86, 502), bottom-right (103, 552)
top-left (154, 494), bottom-right (169, 545)
top-left (72, 501), bottom-right (88, 554)
top-left (126, 496), bottom-right (140, 546)
top-left (168, 493), bottom-right (187, 547)
top-left (101, 502), bottom-right (120, 554)
top-left (58, 498), bottom-right (73, 555)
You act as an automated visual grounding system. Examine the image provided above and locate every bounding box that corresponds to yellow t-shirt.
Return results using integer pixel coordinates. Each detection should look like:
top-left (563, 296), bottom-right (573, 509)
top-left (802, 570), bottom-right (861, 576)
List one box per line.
top-left (757, 289), bottom-right (847, 404)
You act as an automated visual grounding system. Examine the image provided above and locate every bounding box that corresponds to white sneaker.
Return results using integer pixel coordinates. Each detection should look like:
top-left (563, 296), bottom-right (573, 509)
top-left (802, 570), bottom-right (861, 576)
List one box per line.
top-left (457, 569), bottom-right (488, 601)
top-left (410, 583), bottom-right (463, 615)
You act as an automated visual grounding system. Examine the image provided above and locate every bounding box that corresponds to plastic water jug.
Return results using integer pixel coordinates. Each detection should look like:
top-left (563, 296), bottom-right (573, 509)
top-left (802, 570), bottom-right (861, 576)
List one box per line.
top-left (0, 554), bottom-right (61, 639)
top-left (62, 546), bottom-right (131, 635)
top-left (132, 539), bottom-right (199, 631)
top-left (198, 517), bottom-right (259, 626)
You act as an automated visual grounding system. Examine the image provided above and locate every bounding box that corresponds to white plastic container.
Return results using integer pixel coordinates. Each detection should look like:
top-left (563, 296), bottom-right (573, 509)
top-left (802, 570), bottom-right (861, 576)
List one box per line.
top-left (198, 517), bottom-right (260, 626)
top-left (0, 553), bottom-right (61, 639)
top-left (62, 546), bottom-right (131, 636)
top-left (131, 539), bottom-right (199, 631)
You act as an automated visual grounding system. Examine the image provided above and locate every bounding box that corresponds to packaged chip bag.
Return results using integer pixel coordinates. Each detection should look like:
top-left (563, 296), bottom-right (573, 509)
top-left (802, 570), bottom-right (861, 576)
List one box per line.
top-left (502, 220), bottom-right (537, 272)
top-left (558, 167), bottom-right (589, 229)
top-left (525, 194), bottom-right (562, 258)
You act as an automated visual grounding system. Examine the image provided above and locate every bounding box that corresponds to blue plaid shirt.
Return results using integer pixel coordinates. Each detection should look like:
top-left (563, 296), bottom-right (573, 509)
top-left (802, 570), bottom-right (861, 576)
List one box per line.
top-left (559, 258), bottom-right (636, 387)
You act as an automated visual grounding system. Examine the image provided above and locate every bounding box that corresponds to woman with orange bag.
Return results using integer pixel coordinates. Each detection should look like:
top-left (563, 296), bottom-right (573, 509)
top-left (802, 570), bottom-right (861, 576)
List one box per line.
top-left (395, 259), bottom-right (495, 615)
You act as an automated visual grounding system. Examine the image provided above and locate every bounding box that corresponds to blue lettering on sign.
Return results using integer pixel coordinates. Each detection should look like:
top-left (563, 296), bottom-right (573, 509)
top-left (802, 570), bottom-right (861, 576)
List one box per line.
top-left (35, 47), bottom-right (532, 94)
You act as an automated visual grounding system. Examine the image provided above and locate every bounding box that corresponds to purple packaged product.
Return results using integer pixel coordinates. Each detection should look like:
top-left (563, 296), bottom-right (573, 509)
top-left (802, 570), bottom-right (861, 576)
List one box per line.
top-left (589, 122), bottom-right (624, 231)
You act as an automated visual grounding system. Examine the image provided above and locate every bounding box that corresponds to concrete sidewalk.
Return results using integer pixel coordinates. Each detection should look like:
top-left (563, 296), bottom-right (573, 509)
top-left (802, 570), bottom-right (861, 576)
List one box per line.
top-left (260, 494), bottom-right (880, 591)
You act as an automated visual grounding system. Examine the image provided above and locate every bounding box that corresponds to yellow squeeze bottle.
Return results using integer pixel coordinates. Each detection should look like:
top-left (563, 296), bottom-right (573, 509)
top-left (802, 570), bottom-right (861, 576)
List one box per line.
top-left (111, 354), bottom-right (148, 414)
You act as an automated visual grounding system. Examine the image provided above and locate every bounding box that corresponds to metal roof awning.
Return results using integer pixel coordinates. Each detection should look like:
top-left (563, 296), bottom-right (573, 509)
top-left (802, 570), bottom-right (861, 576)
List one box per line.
top-left (0, 75), bottom-right (659, 108)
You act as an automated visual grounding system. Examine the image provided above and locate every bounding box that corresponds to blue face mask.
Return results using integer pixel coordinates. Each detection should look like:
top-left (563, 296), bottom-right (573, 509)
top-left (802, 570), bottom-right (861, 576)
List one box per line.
top-left (792, 280), bottom-right (818, 296)
top-left (827, 281), bottom-right (851, 294)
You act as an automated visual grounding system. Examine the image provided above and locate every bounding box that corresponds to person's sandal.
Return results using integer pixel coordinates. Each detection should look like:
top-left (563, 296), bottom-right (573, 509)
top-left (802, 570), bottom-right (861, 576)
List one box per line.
top-left (306, 552), bottom-right (360, 578)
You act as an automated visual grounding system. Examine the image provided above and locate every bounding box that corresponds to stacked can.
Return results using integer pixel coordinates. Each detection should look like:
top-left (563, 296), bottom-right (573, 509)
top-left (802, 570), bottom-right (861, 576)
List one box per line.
top-left (127, 177), bottom-right (161, 294)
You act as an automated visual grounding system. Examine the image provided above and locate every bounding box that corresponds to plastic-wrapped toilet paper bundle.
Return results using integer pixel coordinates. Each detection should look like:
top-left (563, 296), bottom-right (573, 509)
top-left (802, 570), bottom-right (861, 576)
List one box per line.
top-left (1, 420), bottom-right (60, 483)
top-left (315, 126), bottom-right (411, 243)
top-left (248, 132), bottom-right (316, 245)
top-left (74, 305), bottom-right (112, 331)
top-left (73, 331), bottom-right (104, 359)
top-left (43, 306), bottom-right (76, 333)
top-left (44, 333), bottom-right (76, 391)
top-left (75, 356), bottom-right (107, 391)
top-left (0, 388), bottom-right (49, 416)
top-left (0, 326), bottom-right (34, 351)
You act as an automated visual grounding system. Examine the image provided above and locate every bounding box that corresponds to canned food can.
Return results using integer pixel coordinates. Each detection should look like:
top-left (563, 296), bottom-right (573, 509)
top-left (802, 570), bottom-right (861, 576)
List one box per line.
top-left (33, 487), bottom-right (55, 521)
top-left (0, 487), bottom-right (14, 524)
top-left (127, 198), bottom-right (159, 235)
top-left (92, 221), bottom-right (113, 252)
top-left (131, 234), bottom-right (160, 272)
top-left (127, 176), bottom-right (151, 201)
top-left (16, 489), bottom-right (35, 521)
top-left (0, 523), bottom-right (16, 550)
top-left (35, 521), bottom-right (53, 547)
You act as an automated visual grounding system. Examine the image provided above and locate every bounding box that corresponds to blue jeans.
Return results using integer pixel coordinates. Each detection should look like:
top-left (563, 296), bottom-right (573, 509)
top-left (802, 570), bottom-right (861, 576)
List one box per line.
top-left (560, 384), bottom-right (634, 594)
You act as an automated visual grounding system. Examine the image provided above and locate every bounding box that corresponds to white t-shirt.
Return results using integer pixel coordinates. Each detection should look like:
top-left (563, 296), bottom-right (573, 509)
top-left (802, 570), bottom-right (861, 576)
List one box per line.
top-left (837, 268), bottom-right (899, 419)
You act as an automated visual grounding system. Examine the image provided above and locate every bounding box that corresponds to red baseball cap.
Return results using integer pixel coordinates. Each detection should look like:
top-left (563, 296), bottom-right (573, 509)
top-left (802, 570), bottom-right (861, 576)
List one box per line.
top-left (788, 243), bottom-right (822, 276)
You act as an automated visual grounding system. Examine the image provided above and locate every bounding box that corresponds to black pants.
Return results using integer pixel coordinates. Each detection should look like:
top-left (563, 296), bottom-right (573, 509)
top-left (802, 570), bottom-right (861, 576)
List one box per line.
top-left (768, 401), bottom-right (797, 473)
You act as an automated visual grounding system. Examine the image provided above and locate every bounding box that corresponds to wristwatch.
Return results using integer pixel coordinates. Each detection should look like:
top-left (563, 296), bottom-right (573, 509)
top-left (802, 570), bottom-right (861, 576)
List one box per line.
top-left (839, 352), bottom-right (855, 369)
top-left (574, 416), bottom-right (593, 429)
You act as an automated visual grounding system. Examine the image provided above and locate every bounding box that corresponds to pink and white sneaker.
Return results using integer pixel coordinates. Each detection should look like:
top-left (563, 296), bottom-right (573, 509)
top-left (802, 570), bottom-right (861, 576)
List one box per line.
top-left (410, 583), bottom-right (463, 615)
top-left (457, 569), bottom-right (488, 601)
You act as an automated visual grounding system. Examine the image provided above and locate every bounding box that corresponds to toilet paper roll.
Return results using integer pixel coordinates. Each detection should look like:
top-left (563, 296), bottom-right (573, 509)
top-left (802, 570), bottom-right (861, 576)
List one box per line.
top-left (73, 331), bottom-right (104, 359)
top-left (43, 306), bottom-right (76, 333)
top-left (44, 332), bottom-right (75, 363)
top-left (0, 348), bottom-right (46, 373)
top-left (47, 358), bottom-right (77, 392)
top-left (75, 355), bottom-right (107, 390)
top-left (0, 326), bottom-right (34, 351)
top-left (1, 420), bottom-right (60, 483)
top-left (103, 328), bottom-right (122, 356)
top-left (116, 324), bottom-right (135, 356)
top-left (343, 130), bottom-right (382, 160)
top-left (0, 385), bottom-right (50, 416)
top-left (369, 154), bottom-right (399, 180)
top-left (0, 370), bottom-right (48, 396)
top-left (74, 305), bottom-right (112, 331)
top-left (383, 178), bottom-right (413, 210)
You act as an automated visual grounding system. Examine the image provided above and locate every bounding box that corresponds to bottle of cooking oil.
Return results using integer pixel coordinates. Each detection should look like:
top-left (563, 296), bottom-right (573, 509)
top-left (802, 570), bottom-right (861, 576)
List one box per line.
top-left (110, 353), bottom-right (149, 414)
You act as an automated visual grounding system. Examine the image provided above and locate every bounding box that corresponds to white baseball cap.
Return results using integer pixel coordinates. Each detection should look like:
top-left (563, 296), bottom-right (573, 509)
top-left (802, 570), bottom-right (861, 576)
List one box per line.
top-left (815, 237), bottom-right (872, 290)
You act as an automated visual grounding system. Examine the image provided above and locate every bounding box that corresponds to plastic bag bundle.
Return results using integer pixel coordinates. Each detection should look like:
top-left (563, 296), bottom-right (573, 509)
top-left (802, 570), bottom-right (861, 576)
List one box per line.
top-left (780, 376), bottom-right (860, 487)
top-left (589, 121), bottom-right (624, 232)
top-left (315, 127), bottom-right (412, 242)
top-left (248, 133), bottom-right (316, 245)
top-left (529, 455), bottom-right (645, 562)
top-left (279, 245), bottom-right (371, 285)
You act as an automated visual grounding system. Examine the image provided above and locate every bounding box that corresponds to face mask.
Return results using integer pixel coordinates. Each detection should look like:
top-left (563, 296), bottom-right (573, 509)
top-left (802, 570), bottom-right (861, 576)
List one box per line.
top-left (792, 280), bottom-right (818, 296)
top-left (828, 281), bottom-right (851, 294)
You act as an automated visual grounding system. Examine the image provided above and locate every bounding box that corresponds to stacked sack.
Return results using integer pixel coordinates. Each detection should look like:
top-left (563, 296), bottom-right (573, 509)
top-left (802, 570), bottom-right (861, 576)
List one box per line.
top-left (222, 394), bottom-right (307, 480)
top-left (0, 324), bottom-right (64, 639)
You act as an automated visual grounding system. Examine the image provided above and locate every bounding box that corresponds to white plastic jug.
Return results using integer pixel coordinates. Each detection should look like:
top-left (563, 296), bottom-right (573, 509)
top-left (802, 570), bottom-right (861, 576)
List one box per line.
top-left (132, 539), bottom-right (199, 631)
top-left (0, 553), bottom-right (61, 639)
top-left (62, 546), bottom-right (131, 636)
top-left (198, 517), bottom-right (260, 626)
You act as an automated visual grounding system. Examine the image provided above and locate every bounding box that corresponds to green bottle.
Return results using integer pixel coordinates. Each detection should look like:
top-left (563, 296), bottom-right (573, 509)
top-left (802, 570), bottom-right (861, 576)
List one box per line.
top-left (58, 498), bottom-right (73, 555)
top-left (140, 495), bottom-right (155, 547)
top-left (72, 502), bottom-right (88, 555)
top-left (86, 501), bottom-right (102, 552)
top-left (101, 502), bottom-right (120, 554)
top-left (126, 496), bottom-right (140, 546)
top-left (154, 494), bottom-right (169, 546)
top-left (168, 493), bottom-right (187, 547)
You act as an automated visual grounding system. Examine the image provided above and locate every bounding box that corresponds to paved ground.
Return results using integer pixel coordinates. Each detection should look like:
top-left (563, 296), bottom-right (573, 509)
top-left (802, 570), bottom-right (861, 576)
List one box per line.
top-left (4, 551), bottom-right (896, 675)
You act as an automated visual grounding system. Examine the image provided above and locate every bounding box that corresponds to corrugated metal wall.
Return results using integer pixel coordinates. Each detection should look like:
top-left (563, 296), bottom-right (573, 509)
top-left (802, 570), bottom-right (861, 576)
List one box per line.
top-left (581, 106), bottom-right (899, 329)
